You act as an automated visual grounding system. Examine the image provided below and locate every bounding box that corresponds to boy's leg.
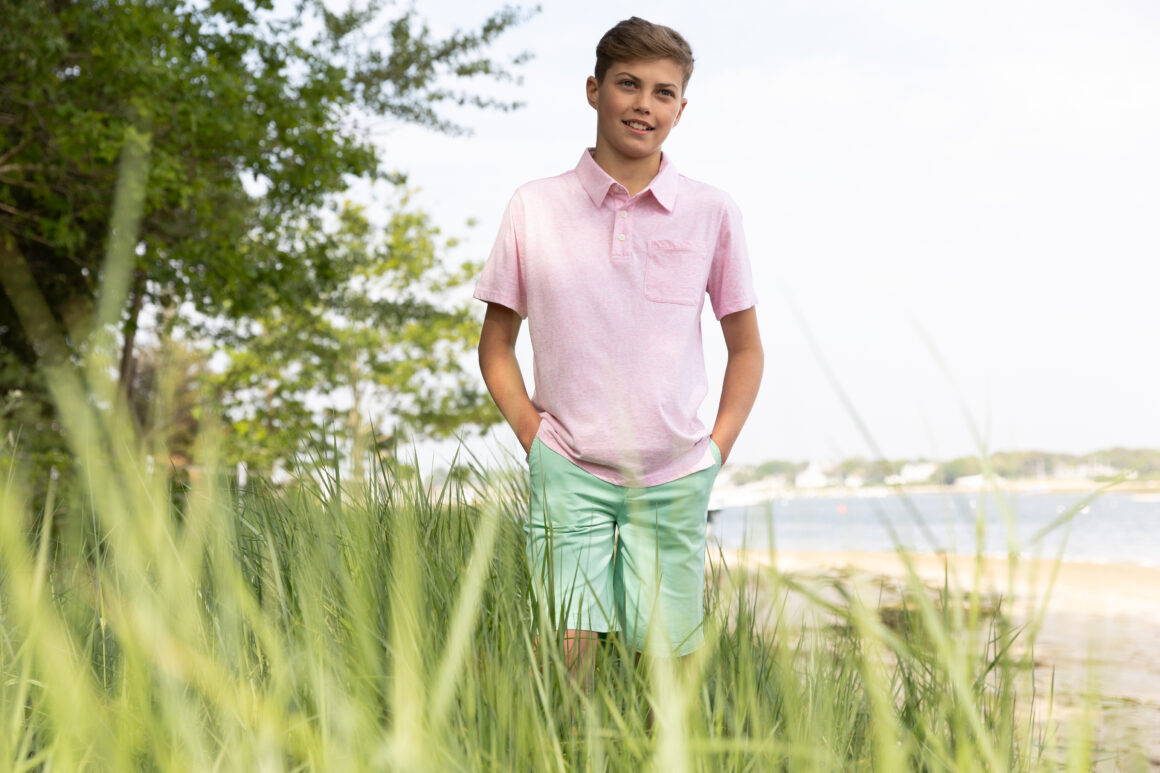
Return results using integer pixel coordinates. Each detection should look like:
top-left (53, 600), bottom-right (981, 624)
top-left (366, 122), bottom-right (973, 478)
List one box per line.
top-left (529, 631), bottom-right (600, 696)
top-left (560, 629), bottom-right (600, 693)
top-left (614, 441), bottom-right (722, 658)
top-left (525, 438), bottom-right (620, 689)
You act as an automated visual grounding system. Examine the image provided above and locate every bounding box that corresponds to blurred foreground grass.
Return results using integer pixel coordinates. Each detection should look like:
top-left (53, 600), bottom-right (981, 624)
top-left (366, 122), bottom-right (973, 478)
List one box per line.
top-left (4, 413), bottom-right (1148, 771)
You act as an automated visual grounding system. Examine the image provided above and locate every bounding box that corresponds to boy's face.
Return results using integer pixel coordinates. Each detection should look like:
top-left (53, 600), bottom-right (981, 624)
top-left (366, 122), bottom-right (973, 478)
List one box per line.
top-left (586, 57), bottom-right (687, 169)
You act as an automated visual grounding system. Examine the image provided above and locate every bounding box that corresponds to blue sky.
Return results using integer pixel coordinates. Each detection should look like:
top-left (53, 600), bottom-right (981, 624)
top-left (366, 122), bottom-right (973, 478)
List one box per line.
top-left (369, 0), bottom-right (1160, 465)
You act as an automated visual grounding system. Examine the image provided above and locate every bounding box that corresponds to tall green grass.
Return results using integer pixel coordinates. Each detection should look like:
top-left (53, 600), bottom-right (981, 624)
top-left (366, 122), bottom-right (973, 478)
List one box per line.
top-left (2, 408), bottom-right (1138, 770)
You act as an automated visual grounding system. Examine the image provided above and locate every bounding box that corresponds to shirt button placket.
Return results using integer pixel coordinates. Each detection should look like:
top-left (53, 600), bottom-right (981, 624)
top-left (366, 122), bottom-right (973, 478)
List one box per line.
top-left (612, 200), bottom-right (631, 259)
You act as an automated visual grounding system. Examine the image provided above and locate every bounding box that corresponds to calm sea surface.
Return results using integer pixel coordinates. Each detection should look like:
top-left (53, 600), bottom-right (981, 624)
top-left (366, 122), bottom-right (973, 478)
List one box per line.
top-left (708, 491), bottom-right (1160, 568)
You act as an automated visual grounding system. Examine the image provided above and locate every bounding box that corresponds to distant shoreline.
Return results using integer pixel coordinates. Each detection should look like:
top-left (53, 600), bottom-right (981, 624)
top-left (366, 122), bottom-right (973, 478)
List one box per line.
top-left (711, 477), bottom-right (1160, 506)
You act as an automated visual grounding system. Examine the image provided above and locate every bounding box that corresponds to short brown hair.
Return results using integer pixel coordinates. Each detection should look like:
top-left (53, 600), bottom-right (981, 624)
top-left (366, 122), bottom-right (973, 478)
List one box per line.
top-left (594, 17), bottom-right (694, 91)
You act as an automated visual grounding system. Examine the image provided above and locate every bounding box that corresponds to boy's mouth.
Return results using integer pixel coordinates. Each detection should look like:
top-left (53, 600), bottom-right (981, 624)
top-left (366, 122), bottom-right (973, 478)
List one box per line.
top-left (623, 120), bottom-right (654, 132)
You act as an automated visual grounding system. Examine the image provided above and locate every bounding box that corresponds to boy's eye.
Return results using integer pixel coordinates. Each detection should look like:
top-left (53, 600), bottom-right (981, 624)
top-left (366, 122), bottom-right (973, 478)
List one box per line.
top-left (658, 88), bottom-right (675, 98)
top-left (619, 79), bottom-right (637, 89)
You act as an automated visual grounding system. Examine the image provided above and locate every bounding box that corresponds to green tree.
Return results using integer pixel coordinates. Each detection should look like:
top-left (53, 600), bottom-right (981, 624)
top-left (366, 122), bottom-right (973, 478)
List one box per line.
top-left (210, 196), bottom-right (496, 473)
top-left (1083, 447), bottom-right (1160, 478)
top-left (934, 456), bottom-right (982, 485)
top-left (756, 459), bottom-right (801, 478)
top-left (1, 0), bottom-right (528, 473)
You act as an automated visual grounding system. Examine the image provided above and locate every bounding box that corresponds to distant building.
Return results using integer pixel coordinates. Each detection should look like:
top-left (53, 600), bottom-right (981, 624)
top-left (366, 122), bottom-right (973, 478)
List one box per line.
top-left (886, 462), bottom-right (937, 486)
top-left (761, 474), bottom-right (790, 491)
top-left (795, 462), bottom-right (831, 489)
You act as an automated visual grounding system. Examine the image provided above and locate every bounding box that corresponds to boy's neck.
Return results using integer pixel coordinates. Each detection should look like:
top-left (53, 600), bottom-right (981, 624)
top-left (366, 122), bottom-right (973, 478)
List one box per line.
top-left (592, 145), bottom-right (662, 198)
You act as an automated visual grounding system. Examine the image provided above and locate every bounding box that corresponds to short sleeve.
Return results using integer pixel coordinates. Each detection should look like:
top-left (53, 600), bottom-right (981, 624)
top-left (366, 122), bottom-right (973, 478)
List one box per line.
top-left (473, 192), bottom-right (528, 318)
top-left (706, 195), bottom-right (758, 320)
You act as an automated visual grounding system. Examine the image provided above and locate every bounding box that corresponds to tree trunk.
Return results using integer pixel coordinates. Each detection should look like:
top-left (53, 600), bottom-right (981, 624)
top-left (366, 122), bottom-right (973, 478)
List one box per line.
top-left (118, 268), bottom-right (147, 404)
top-left (0, 232), bottom-right (69, 367)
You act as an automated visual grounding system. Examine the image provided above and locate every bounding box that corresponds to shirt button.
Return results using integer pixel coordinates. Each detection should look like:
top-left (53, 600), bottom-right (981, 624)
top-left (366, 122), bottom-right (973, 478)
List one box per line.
top-left (617, 233), bottom-right (626, 241)
top-left (620, 210), bottom-right (627, 218)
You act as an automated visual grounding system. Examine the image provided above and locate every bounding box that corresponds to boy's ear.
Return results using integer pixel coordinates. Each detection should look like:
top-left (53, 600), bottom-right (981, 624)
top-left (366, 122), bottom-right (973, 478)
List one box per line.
top-left (586, 75), bottom-right (599, 109)
top-left (674, 97), bottom-right (688, 126)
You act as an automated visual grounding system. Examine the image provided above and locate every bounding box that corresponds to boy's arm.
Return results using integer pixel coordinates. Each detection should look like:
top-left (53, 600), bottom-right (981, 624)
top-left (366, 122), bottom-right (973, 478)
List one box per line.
top-left (711, 307), bottom-right (764, 465)
top-left (478, 302), bottom-right (541, 455)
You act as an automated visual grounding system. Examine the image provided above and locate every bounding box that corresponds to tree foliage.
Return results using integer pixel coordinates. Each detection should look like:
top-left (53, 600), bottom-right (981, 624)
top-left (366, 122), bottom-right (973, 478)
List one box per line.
top-left (1, 0), bottom-right (527, 473)
top-left (209, 196), bottom-right (496, 472)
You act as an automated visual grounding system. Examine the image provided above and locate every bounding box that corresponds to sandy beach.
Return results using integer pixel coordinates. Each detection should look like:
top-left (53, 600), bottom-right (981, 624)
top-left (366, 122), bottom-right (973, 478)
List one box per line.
top-left (711, 548), bottom-right (1160, 766)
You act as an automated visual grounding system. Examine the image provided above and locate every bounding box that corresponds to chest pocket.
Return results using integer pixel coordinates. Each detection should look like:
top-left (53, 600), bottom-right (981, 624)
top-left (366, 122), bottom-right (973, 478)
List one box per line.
top-left (643, 239), bottom-right (710, 306)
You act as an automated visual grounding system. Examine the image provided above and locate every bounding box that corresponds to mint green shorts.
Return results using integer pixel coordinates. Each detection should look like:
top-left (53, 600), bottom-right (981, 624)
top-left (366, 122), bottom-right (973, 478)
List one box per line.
top-left (525, 437), bottom-right (722, 656)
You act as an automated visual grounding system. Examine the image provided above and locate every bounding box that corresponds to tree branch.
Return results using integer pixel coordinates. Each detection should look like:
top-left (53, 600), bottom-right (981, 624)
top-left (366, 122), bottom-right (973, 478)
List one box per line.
top-left (0, 137), bottom-right (31, 168)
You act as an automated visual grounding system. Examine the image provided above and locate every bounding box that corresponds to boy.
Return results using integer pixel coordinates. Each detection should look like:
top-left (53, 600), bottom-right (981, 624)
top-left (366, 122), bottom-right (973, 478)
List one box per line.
top-left (475, 17), bottom-right (763, 683)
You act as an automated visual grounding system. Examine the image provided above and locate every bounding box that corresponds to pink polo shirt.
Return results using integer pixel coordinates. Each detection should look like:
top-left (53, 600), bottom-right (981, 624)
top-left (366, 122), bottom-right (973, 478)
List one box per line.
top-left (475, 149), bottom-right (757, 487)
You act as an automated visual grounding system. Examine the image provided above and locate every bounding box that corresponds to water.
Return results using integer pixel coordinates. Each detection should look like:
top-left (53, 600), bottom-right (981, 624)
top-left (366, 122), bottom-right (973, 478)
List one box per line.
top-left (709, 490), bottom-right (1160, 568)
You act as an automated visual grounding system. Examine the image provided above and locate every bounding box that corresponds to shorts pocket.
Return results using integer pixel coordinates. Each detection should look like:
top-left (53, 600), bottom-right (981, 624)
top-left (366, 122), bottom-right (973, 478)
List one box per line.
top-left (708, 438), bottom-right (723, 467)
top-left (644, 239), bottom-right (709, 306)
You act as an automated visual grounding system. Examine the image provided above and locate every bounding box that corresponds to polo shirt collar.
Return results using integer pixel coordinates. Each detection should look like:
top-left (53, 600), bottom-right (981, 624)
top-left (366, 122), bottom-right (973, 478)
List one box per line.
top-left (575, 148), bottom-right (678, 212)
